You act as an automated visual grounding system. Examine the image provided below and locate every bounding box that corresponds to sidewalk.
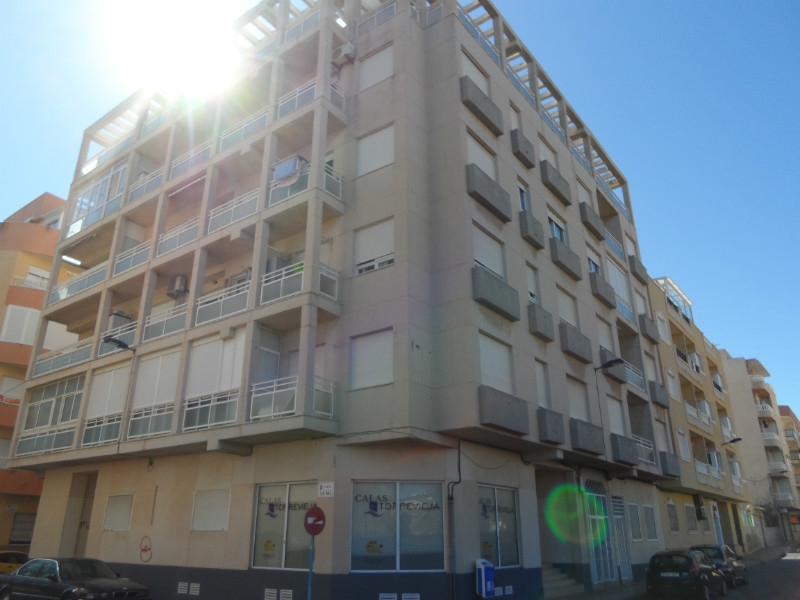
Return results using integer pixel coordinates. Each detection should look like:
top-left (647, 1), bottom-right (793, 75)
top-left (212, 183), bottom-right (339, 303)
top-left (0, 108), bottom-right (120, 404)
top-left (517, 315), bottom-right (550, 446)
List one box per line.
top-left (553, 544), bottom-right (789, 600)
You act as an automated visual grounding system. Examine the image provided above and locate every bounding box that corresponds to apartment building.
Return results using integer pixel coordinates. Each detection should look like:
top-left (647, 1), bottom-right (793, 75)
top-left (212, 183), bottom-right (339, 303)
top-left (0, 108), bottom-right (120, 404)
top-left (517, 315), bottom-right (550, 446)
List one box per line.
top-left (0, 192), bottom-right (66, 550)
top-left (646, 277), bottom-right (750, 554)
top-left (10, 1), bottom-right (680, 598)
top-left (722, 353), bottom-right (800, 548)
top-left (779, 406), bottom-right (800, 539)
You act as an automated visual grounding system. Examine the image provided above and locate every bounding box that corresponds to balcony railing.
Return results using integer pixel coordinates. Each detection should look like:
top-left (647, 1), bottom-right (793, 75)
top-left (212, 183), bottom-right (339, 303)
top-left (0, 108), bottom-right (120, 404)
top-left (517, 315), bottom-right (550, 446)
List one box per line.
top-left (128, 169), bottom-right (164, 203)
top-left (632, 434), bottom-right (655, 464)
top-left (157, 218), bottom-right (199, 256)
top-left (762, 431), bottom-right (780, 441)
top-left (357, 2), bottom-right (396, 35)
top-left (49, 263), bottom-right (107, 305)
top-left (143, 305), bottom-right (187, 342)
top-left (250, 375), bottom-right (335, 421)
top-left (732, 475), bottom-right (743, 493)
top-left (604, 231), bottom-right (624, 259)
top-left (33, 338), bottom-right (94, 377)
top-left (11, 276), bottom-right (48, 291)
top-left (113, 241), bottom-right (150, 276)
top-left (66, 193), bottom-right (123, 237)
top-left (195, 280), bottom-right (250, 326)
top-left (456, 4), bottom-right (499, 65)
top-left (595, 175), bottom-right (631, 220)
top-left (82, 414), bottom-right (122, 447)
top-left (541, 110), bottom-right (566, 143)
top-left (757, 404), bottom-right (775, 417)
top-left (505, 65), bottom-right (537, 108)
top-left (16, 425), bottom-right (76, 456)
top-left (284, 9), bottom-right (320, 43)
top-left (615, 296), bottom-right (634, 322)
top-left (624, 361), bottom-right (645, 390)
top-left (218, 107), bottom-right (269, 152)
top-left (128, 403), bottom-right (173, 439)
top-left (260, 263), bottom-right (304, 304)
top-left (775, 492), bottom-right (794, 504)
top-left (183, 389), bottom-right (239, 431)
top-left (98, 322), bottom-right (137, 356)
top-left (269, 163), bottom-right (310, 205)
top-left (571, 143), bottom-right (592, 175)
top-left (769, 461), bottom-right (788, 473)
top-left (169, 140), bottom-right (213, 180)
top-left (208, 188), bottom-right (260, 233)
top-left (785, 430), bottom-right (800, 443)
top-left (278, 80), bottom-right (317, 120)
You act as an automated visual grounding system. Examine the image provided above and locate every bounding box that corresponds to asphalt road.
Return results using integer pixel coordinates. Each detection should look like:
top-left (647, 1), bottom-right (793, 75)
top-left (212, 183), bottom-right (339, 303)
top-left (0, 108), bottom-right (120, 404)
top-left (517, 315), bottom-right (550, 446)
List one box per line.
top-left (723, 550), bottom-right (800, 600)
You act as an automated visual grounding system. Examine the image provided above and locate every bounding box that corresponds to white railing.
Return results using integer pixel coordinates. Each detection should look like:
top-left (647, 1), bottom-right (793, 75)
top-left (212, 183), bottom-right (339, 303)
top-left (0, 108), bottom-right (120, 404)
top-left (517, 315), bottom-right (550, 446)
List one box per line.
top-left (615, 296), bottom-right (634, 322)
top-left (218, 107), bottom-right (269, 152)
top-left (357, 2), bottom-right (396, 35)
top-left (98, 322), bottom-right (137, 356)
top-left (278, 80), bottom-right (317, 119)
top-left (82, 414), bottom-right (122, 446)
top-left (624, 362), bottom-right (645, 390)
top-left (323, 163), bottom-right (343, 199)
top-left (313, 376), bottom-right (335, 417)
top-left (157, 218), bottom-right (200, 256)
top-left (169, 140), bottom-right (213, 180)
top-left (143, 305), bottom-right (187, 341)
top-left (284, 9), bottom-right (320, 42)
top-left (128, 403), bottom-right (173, 439)
top-left (269, 163), bottom-right (310, 205)
top-left (695, 460), bottom-right (709, 475)
top-left (48, 262), bottom-right (108, 305)
top-left (762, 431), bottom-right (780, 441)
top-left (183, 389), bottom-right (239, 431)
top-left (251, 376), bottom-right (298, 420)
top-left (208, 188), bottom-right (260, 233)
top-left (113, 240), bottom-right (150, 276)
top-left (757, 404), bottom-right (775, 416)
top-left (632, 434), bottom-right (655, 464)
top-left (604, 231), bottom-right (624, 259)
top-left (709, 465), bottom-right (720, 479)
top-left (330, 81), bottom-right (345, 111)
top-left (319, 263), bottom-right (338, 300)
top-left (11, 276), bottom-right (48, 290)
top-left (775, 492), bottom-right (794, 503)
top-left (16, 425), bottom-right (76, 456)
top-left (33, 338), bottom-right (94, 377)
top-left (455, 4), bottom-right (498, 65)
top-left (769, 461), bottom-right (788, 473)
top-left (128, 169), bottom-right (164, 203)
top-left (195, 280), bottom-right (250, 326)
top-left (66, 193), bottom-right (124, 237)
top-left (260, 262), bottom-right (304, 304)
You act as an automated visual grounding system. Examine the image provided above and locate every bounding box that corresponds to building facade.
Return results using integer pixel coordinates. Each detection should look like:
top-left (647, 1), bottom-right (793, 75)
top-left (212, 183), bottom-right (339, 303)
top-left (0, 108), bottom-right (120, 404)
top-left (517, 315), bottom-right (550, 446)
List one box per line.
top-left (12, 1), bottom-right (683, 599)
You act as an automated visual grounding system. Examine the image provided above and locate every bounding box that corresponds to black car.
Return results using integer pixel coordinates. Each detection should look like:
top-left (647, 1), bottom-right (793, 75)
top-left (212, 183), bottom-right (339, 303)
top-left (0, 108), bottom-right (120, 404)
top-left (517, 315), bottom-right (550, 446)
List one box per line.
top-left (0, 557), bottom-right (150, 600)
top-left (691, 544), bottom-right (748, 587)
top-left (645, 549), bottom-right (727, 599)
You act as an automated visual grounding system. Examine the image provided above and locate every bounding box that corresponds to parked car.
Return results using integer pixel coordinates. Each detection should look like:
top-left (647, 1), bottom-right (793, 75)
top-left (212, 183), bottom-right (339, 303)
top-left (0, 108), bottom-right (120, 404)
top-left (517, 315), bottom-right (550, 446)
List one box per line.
top-left (0, 557), bottom-right (150, 600)
top-left (645, 549), bottom-right (727, 599)
top-left (691, 544), bottom-right (748, 587)
top-left (0, 554), bottom-right (26, 575)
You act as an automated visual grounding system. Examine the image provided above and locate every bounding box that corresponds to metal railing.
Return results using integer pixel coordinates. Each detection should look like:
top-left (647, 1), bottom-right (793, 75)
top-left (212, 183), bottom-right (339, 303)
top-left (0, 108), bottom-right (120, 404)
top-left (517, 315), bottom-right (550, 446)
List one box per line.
top-left (615, 295), bottom-right (634, 322)
top-left (284, 9), bottom-right (320, 43)
top-left (48, 263), bottom-right (108, 305)
top-left (571, 143), bottom-right (592, 175)
top-left (208, 188), bottom-right (260, 233)
top-left (218, 107), bottom-right (269, 152)
top-left (769, 461), bottom-right (788, 473)
top-left (251, 376), bottom-right (298, 420)
top-left (11, 276), bottom-right (48, 290)
top-left (195, 280), bottom-right (251, 326)
top-left (16, 425), bottom-right (76, 456)
top-left (357, 2), bottom-right (396, 35)
top-left (632, 434), bottom-right (655, 464)
top-left (505, 65), bottom-right (536, 108)
top-left (82, 414), bottom-right (122, 446)
top-left (623, 362), bottom-right (645, 390)
top-left (169, 141), bottom-right (212, 180)
top-left (157, 218), bottom-right (199, 256)
top-left (604, 231), bottom-right (624, 259)
top-left (143, 305), bottom-right (187, 341)
top-left (269, 163), bottom-right (310, 205)
top-left (541, 110), bottom-right (566, 143)
top-left (128, 169), bottom-right (164, 203)
top-left (66, 193), bottom-right (123, 237)
top-left (183, 390), bottom-right (239, 431)
top-left (456, 4), bottom-right (499, 65)
top-left (128, 403), bottom-right (173, 439)
top-left (260, 262), bottom-right (304, 305)
top-left (595, 174), bottom-right (631, 220)
top-left (98, 322), bottom-right (137, 356)
top-left (762, 431), bottom-right (780, 441)
top-left (278, 80), bottom-right (317, 120)
top-left (33, 338), bottom-right (94, 377)
top-left (113, 241), bottom-right (150, 276)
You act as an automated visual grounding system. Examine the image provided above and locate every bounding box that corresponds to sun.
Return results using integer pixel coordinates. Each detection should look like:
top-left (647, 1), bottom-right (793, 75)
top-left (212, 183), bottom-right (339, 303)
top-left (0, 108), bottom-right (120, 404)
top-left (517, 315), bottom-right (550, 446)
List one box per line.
top-left (94, 0), bottom-right (257, 100)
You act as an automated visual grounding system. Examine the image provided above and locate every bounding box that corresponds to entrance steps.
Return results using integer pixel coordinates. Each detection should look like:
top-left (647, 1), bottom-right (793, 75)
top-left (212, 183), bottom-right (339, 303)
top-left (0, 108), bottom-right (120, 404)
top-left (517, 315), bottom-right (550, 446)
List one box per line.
top-left (541, 564), bottom-right (584, 599)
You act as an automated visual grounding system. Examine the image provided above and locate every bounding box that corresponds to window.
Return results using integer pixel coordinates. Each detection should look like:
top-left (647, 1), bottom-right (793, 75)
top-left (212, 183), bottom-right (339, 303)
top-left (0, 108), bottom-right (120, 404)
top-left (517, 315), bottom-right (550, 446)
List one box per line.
top-left (357, 125), bottom-right (395, 176)
top-left (0, 306), bottom-right (39, 345)
top-left (567, 376), bottom-right (589, 421)
top-left (556, 287), bottom-right (578, 327)
top-left (185, 330), bottom-right (245, 400)
top-left (351, 329), bottom-right (393, 389)
top-left (9, 513), bottom-right (35, 544)
top-left (628, 503), bottom-right (642, 541)
top-left (461, 52), bottom-right (488, 94)
top-left (359, 45), bottom-right (394, 91)
top-left (666, 370), bottom-right (680, 400)
top-left (518, 180), bottom-right (530, 211)
top-left (606, 260), bottom-right (631, 307)
top-left (526, 265), bottom-right (540, 304)
top-left (547, 209), bottom-right (567, 244)
top-left (478, 486), bottom-right (520, 567)
top-left (634, 291), bottom-right (647, 317)
top-left (473, 226), bottom-right (504, 278)
top-left (355, 220), bottom-right (394, 274)
top-left (129, 350), bottom-right (179, 438)
top-left (479, 333), bottom-right (513, 395)
top-left (607, 396), bottom-right (625, 435)
top-left (684, 504), bottom-right (699, 532)
top-left (535, 360), bottom-right (550, 408)
top-left (538, 138), bottom-right (558, 169)
top-left (624, 235), bottom-right (637, 258)
top-left (587, 246), bottom-right (601, 274)
top-left (192, 489), bottom-right (230, 531)
top-left (83, 365), bottom-right (130, 446)
top-left (27, 266), bottom-right (50, 288)
top-left (656, 312), bottom-right (671, 342)
top-left (467, 132), bottom-right (496, 179)
top-left (24, 375), bottom-right (84, 431)
top-left (351, 482), bottom-right (444, 571)
top-left (643, 505), bottom-right (658, 540)
top-left (0, 376), bottom-right (23, 404)
top-left (676, 429), bottom-right (691, 460)
top-left (510, 104), bottom-right (521, 131)
top-left (103, 494), bottom-right (133, 531)
top-left (666, 500), bottom-right (680, 533)
top-left (576, 182), bottom-right (592, 208)
top-left (597, 319), bottom-right (614, 355)
top-left (253, 482), bottom-right (317, 568)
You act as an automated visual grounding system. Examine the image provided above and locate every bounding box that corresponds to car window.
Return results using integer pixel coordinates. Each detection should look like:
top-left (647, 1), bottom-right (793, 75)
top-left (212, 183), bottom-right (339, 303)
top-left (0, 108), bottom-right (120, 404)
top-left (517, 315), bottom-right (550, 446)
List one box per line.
top-left (40, 560), bottom-right (58, 580)
top-left (18, 559), bottom-right (48, 579)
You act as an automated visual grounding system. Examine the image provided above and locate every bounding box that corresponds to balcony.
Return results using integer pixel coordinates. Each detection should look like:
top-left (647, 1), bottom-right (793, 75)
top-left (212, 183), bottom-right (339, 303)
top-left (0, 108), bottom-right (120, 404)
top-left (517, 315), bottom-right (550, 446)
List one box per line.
top-left (769, 461), bottom-right (789, 474)
top-left (219, 107), bottom-right (269, 152)
top-left (208, 188), bottom-right (260, 233)
top-left (169, 140), bottom-right (213, 180)
top-left (157, 218), bottom-right (199, 257)
top-left (478, 385), bottom-right (529, 436)
top-left (48, 263), bottom-right (108, 305)
top-left (731, 474), bottom-right (744, 494)
top-left (604, 231), bottom-right (625, 260)
top-left (510, 129), bottom-right (536, 169)
top-left (623, 361), bottom-right (646, 390)
top-left (589, 272), bottom-right (616, 309)
top-left (128, 169), bottom-right (164, 203)
top-left (284, 9), bottom-right (320, 43)
top-left (143, 306), bottom-right (188, 342)
top-left (460, 76), bottom-right (503, 136)
top-left (762, 431), bottom-right (781, 446)
top-left (113, 241), bottom-right (150, 276)
top-left (268, 161), bottom-right (343, 206)
top-left (757, 404), bottom-right (775, 417)
top-left (456, 3), bottom-right (499, 65)
top-left (82, 414), bottom-right (122, 447)
top-left (98, 322), bottom-right (137, 356)
top-left (196, 280), bottom-right (251, 326)
top-left (579, 202), bottom-right (604, 240)
top-left (549, 237), bottom-right (582, 281)
top-left (465, 163), bottom-right (511, 223)
top-left (128, 403), bottom-right (173, 439)
top-left (471, 267), bottom-right (520, 322)
top-left (540, 160), bottom-right (572, 206)
top-left (785, 429), bottom-right (800, 445)
top-left (11, 276), bottom-right (48, 291)
top-left (610, 433), bottom-right (639, 466)
top-left (615, 295), bottom-right (634, 322)
top-left (33, 338), bottom-right (93, 377)
top-left (685, 402), bottom-right (713, 433)
top-left (66, 192), bottom-right (123, 238)
top-left (260, 262), bottom-right (338, 306)
top-left (774, 492), bottom-right (795, 508)
top-left (250, 375), bottom-right (335, 421)
top-left (183, 389), bottom-right (239, 431)
top-left (519, 210), bottom-right (545, 250)
top-left (559, 321), bottom-right (592, 364)
top-left (16, 425), bottom-right (76, 457)
top-left (695, 460), bottom-right (723, 489)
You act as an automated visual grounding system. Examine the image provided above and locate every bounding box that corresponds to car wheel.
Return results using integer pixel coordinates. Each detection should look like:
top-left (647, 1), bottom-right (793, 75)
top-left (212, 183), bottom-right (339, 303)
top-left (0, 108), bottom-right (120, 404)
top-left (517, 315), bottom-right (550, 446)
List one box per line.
top-left (718, 578), bottom-right (728, 597)
top-left (728, 573), bottom-right (736, 589)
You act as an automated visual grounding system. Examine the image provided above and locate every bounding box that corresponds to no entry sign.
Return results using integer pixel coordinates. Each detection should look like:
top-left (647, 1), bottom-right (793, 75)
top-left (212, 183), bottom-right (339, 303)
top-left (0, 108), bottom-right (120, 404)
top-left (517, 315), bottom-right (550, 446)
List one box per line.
top-left (304, 506), bottom-right (325, 536)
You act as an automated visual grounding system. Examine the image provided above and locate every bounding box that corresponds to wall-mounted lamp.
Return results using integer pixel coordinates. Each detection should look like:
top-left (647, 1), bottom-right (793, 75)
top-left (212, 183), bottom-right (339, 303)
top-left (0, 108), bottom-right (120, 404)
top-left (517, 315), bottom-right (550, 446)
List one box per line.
top-left (103, 336), bottom-right (135, 353)
top-left (722, 437), bottom-right (743, 446)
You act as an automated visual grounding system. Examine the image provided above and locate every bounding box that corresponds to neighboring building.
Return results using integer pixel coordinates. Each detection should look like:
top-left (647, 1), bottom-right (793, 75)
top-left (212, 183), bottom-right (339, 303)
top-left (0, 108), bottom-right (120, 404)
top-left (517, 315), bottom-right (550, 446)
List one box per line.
top-left (0, 192), bottom-right (67, 551)
top-left (11, 1), bottom-right (683, 599)
top-left (724, 355), bottom-right (800, 548)
top-left (779, 406), bottom-right (800, 539)
top-left (647, 277), bottom-right (749, 554)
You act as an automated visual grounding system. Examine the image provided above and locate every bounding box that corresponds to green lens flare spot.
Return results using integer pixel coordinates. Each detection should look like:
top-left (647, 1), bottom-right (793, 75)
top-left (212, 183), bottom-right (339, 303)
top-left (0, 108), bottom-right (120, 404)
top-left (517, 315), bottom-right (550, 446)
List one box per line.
top-left (544, 484), bottom-right (609, 546)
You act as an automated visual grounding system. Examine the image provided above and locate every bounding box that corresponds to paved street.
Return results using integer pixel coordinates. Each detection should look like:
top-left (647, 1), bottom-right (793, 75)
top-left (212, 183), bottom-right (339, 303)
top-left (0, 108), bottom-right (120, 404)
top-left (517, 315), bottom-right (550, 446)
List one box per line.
top-left (722, 547), bottom-right (800, 600)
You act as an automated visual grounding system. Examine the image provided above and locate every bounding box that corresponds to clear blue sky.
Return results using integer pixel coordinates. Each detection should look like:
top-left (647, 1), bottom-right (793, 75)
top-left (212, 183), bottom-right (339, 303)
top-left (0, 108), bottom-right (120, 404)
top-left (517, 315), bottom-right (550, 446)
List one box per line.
top-left (1, 1), bottom-right (798, 416)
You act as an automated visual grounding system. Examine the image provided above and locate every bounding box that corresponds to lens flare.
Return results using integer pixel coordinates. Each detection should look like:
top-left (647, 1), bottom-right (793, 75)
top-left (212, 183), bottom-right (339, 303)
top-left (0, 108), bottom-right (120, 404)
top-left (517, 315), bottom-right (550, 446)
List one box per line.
top-left (544, 484), bottom-right (608, 546)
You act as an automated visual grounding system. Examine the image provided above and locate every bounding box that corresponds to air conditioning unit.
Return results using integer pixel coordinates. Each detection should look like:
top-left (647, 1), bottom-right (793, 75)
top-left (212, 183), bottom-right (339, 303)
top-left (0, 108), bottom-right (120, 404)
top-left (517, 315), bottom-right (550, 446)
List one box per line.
top-left (696, 505), bottom-right (708, 521)
top-left (331, 42), bottom-right (355, 67)
top-left (108, 309), bottom-right (131, 330)
top-left (167, 274), bottom-right (189, 299)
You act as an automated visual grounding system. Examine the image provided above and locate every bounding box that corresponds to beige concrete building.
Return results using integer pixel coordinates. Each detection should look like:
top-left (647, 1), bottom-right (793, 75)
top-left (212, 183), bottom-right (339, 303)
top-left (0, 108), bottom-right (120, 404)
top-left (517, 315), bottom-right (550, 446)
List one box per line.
top-left (10, 1), bottom-right (680, 598)
top-left (646, 277), bottom-right (750, 554)
top-left (779, 406), bottom-right (800, 539)
top-left (723, 355), bottom-right (799, 548)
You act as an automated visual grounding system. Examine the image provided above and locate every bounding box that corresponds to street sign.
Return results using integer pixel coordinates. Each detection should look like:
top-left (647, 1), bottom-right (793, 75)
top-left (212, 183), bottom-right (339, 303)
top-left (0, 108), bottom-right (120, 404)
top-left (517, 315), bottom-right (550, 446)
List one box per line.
top-left (304, 506), bottom-right (325, 536)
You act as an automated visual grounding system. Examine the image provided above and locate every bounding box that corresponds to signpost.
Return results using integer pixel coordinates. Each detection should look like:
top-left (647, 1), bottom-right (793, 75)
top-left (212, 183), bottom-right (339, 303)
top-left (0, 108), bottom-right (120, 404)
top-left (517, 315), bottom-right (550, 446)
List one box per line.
top-left (304, 506), bottom-right (325, 600)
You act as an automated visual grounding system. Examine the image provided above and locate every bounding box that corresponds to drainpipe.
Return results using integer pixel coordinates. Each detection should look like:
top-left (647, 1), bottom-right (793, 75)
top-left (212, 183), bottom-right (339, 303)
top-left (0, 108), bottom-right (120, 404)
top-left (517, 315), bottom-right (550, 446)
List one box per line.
top-left (447, 440), bottom-right (462, 600)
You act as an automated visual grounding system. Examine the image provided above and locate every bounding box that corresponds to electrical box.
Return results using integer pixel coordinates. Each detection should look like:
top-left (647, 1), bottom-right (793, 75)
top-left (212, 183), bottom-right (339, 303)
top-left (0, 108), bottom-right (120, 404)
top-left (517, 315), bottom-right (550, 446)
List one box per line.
top-left (475, 559), bottom-right (495, 598)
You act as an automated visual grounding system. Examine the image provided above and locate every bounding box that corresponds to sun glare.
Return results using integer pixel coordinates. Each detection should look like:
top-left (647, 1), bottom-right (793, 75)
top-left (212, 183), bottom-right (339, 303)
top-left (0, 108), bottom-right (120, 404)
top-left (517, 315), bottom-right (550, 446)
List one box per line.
top-left (96, 0), bottom-right (257, 100)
